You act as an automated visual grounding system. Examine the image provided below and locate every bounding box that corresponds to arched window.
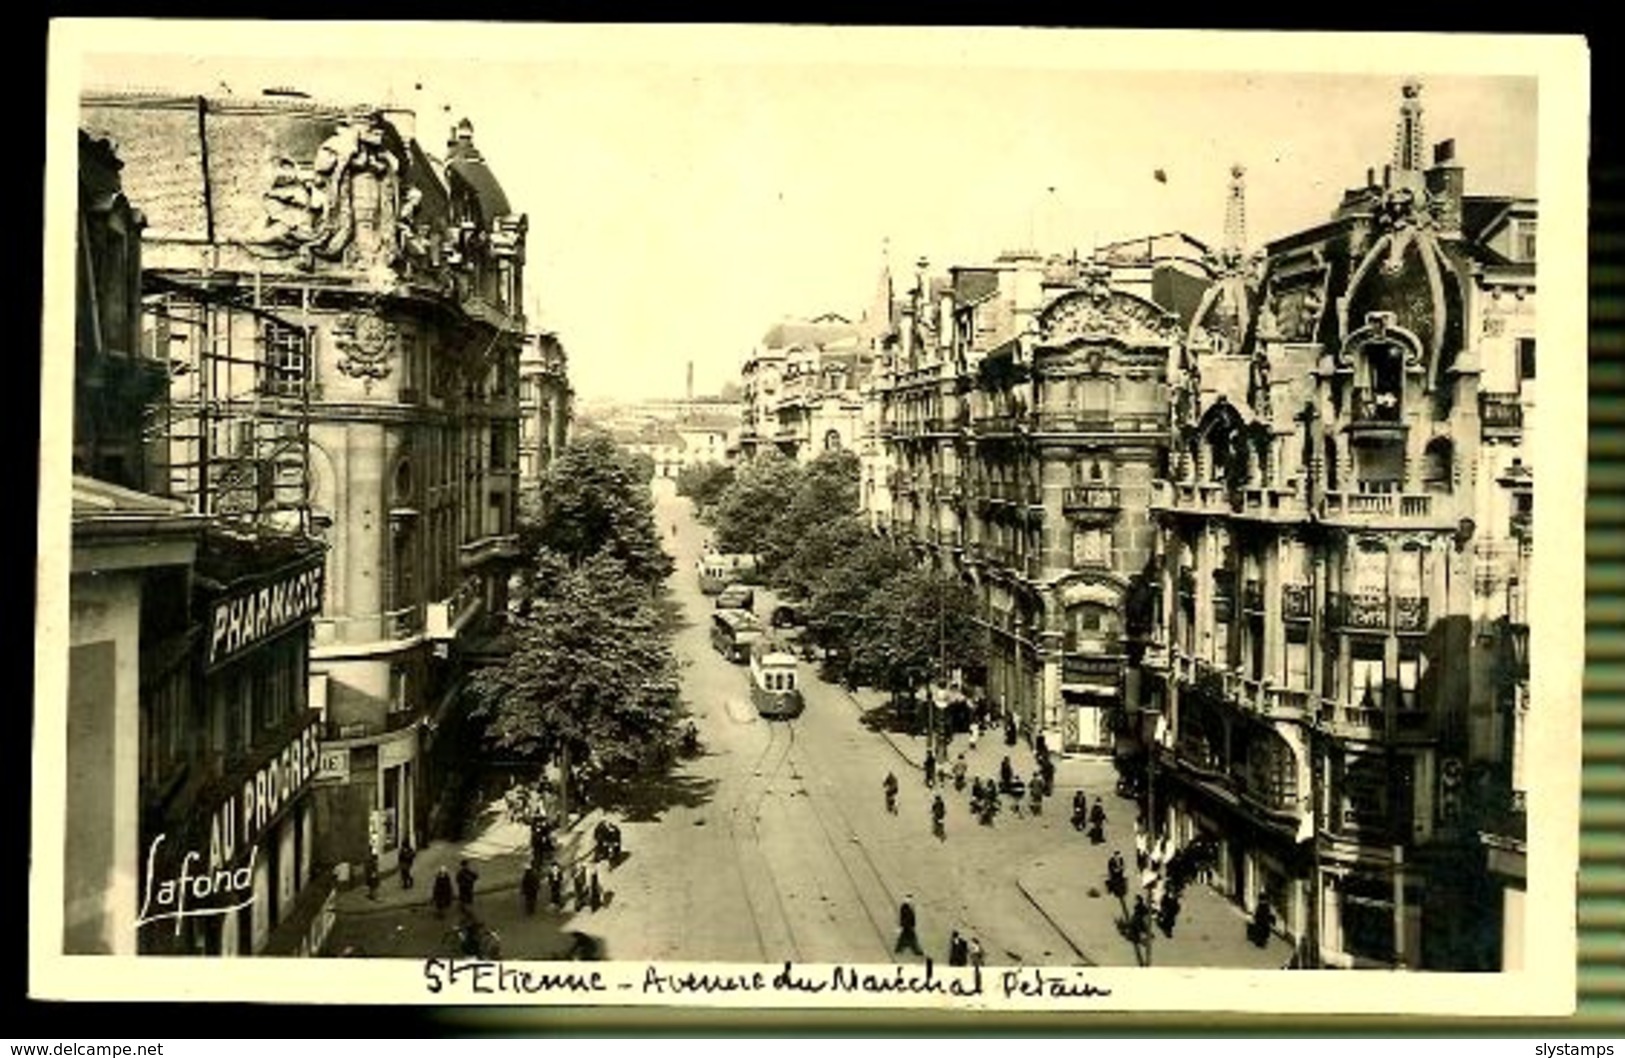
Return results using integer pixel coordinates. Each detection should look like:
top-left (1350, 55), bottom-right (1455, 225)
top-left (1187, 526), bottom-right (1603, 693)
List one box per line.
top-left (824, 429), bottom-right (842, 452)
top-left (1423, 437), bottom-right (1454, 493)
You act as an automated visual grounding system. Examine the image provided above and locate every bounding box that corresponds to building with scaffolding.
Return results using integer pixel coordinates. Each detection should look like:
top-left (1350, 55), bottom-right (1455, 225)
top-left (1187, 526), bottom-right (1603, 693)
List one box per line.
top-left (82, 90), bottom-right (531, 896)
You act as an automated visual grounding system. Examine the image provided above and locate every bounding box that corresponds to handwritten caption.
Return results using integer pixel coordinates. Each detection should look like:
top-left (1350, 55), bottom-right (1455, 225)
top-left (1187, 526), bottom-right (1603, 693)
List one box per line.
top-left (423, 959), bottom-right (1111, 1001)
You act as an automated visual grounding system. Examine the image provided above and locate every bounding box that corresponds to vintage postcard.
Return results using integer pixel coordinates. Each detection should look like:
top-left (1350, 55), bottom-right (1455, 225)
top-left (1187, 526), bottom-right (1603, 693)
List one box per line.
top-left (33, 20), bottom-right (1589, 1017)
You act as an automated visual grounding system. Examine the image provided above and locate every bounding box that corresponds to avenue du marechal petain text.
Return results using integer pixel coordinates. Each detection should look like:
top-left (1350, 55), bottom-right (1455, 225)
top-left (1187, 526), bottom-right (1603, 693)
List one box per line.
top-left (423, 959), bottom-right (1112, 1001)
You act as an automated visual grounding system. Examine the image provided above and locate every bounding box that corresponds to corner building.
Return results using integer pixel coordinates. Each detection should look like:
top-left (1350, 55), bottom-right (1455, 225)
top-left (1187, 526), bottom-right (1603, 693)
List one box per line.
top-left (1132, 81), bottom-right (1536, 970)
top-left (81, 93), bottom-right (530, 881)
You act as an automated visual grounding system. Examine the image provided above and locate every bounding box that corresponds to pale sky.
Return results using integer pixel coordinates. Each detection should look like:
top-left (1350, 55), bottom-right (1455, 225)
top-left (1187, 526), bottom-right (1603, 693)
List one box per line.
top-left (64, 24), bottom-right (1542, 403)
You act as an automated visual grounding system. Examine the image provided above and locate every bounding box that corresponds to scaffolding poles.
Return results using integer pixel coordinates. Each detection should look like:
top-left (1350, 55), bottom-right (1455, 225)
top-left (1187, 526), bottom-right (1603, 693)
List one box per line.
top-left (140, 272), bottom-right (315, 528)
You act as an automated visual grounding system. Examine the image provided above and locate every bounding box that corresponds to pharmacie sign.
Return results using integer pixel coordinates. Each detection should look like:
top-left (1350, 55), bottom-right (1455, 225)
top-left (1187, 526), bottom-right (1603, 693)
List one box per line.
top-left (207, 559), bottom-right (325, 669)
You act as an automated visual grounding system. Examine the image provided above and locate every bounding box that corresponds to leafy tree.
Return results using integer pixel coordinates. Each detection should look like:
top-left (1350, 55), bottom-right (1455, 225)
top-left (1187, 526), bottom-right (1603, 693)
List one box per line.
top-left (469, 550), bottom-right (680, 819)
top-left (801, 534), bottom-right (915, 674)
top-left (676, 462), bottom-right (735, 511)
top-left (764, 450), bottom-right (861, 577)
top-left (773, 512), bottom-right (872, 602)
top-left (712, 449), bottom-right (804, 557)
top-left (533, 434), bottom-right (674, 586)
top-left (855, 568), bottom-right (984, 701)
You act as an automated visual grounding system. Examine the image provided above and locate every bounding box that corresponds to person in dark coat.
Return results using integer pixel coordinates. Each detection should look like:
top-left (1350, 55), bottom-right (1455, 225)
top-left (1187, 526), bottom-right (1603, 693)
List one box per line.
top-left (573, 864), bottom-right (589, 911)
top-left (1000, 756), bottom-right (1014, 792)
top-left (521, 863), bottom-right (541, 915)
top-left (931, 793), bottom-right (947, 840)
top-left (895, 898), bottom-right (924, 956)
top-left (456, 859), bottom-right (479, 908)
top-left (364, 853), bottom-right (380, 900)
top-left (589, 870), bottom-right (603, 912)
top-left (1089, 797), bottom-right (1107, 845)
top-left (398, 839), bottom-right (416, 889)
top-left (431, 866), bottom-right (454, 918)
top-left (924, 750), bottom-right (937, 788)
top-left (1158, 887), bottom-right (1182, 938)
top-left (547, 861), bottom-right (565, 909)
top-left (948, 929), bottom-right (966, 967)
top-left (1250, 897), bottom-right (1276, 948)
top-left (1130, 895), bottom-right (1151, 944)
top-left (1004, 716), bottom-right (1018, 746)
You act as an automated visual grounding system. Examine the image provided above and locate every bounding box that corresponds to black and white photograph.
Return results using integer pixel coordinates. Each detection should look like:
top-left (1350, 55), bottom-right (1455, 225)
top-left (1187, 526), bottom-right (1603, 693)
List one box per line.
top-left (32, 21), bottom-right (1589, 1015)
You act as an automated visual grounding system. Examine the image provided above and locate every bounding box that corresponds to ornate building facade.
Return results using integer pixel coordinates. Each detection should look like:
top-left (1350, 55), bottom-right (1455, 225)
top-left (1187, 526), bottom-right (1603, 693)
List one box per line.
top-left (81, 92), bottom-right (530, 885)
top-left (872, 245), bottom-right (1207, 754)
top-left (518, 329), bottom-right (573, 492)
top-left (1128, 81), bottom-right (1536, 970)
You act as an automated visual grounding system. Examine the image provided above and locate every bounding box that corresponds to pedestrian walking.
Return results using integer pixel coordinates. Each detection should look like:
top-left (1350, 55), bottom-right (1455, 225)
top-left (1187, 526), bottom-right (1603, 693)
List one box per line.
top-left (456, 859), bottom-right (479, 908)
top-left (398, 839), bottom-right (416, 890)
top-left (948, 929), bottom-right (966, 967)
top-left (1131, 895), bottom-right (1151, 946)
top-left (1004, 716), bottom-right (1017, 747)
top-left (883, 771), bottom-right (899, 814)
top-left (521, 863), bottom-right (541, 916)
top-left (589, 870), bottom-right (603, 912)
top-left (432, 866), bottom-right (454, 919)
top-left (969, 721), bottom-right (981, 752)
top-left (1089, 797), bottom-right (1107, 845)
top-left (1249, 897), bottom-right (1276, 948)
top-left (931, 793), bottom-right (947, 840)
top-left (895, 898), bottom-right (924, 957)
top-left (1135, 828), bottom-right (1149, 872)
top-left (969, 936), bottom-right (985, 969)
top-left (547, 861), bottom-right (565, 909)
top-left (924, 749), bottom-right (937, 788)
top-left (364, 853), bottom-right (380, 901)
top-left (1158, 887), bottom-right (1182, 938)
top-left (573, 864), bottom-right (589, 911)
top-left (999, 756), bottom-right (1014, 792)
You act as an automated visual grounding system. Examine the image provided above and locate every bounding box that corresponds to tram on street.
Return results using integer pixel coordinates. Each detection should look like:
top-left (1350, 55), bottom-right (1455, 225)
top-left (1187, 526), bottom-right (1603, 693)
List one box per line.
top-left (749, 638), bottom-right (805, 720)
top-left (711, 608), bottom-right (764, 663)
top-left (698, 552), bottom-right (759, 595)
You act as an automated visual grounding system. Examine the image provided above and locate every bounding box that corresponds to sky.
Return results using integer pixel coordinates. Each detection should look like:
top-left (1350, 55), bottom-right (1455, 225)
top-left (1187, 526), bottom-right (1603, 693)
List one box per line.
top-left (63, 24), bottom-right (1543, 404)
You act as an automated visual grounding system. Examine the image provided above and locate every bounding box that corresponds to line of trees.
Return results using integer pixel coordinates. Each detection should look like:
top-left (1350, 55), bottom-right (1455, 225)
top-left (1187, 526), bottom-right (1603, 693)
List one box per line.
top-left (702, 448), bottom-right (985, 706)
top-left (472, 433), bottom-right (682, 820)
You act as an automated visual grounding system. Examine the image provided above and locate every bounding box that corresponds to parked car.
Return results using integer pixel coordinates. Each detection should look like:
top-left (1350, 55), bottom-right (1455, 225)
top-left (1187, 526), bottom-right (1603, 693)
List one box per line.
top-left (716, 585), bottom-right (756, 612)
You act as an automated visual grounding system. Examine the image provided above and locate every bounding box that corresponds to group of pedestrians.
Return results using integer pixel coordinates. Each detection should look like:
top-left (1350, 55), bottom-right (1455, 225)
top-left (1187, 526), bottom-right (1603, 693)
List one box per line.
top-left (894, 896), bottom-right (984, 970)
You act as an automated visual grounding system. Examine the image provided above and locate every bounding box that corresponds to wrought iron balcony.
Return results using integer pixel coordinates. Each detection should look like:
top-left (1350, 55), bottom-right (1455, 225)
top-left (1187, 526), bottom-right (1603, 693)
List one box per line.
top-left (1282, 583), bottom-right (1313, 621)
top-left (1481, 392), bottom-right (1524, 432)
top-left (1062, 651), bottom-right (1123, 688)
top-left (1349, 386), bottom-right (1405, 425)
top-left (1394, 595), bottom-right (1429, 632)
top-left (1327, 590), bottom-right (1389, 630)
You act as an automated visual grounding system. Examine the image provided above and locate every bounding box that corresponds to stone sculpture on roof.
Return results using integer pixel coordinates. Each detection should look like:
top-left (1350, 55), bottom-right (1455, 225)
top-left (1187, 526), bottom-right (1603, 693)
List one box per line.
top-left (260, 110), bottom-right (406, 274)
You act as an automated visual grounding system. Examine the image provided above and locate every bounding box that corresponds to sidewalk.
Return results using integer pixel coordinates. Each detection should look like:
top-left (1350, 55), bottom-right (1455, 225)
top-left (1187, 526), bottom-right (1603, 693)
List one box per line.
top-left (841, 683), bottom-right (1294, 969)
top-left (333, 794), bottom-right (606, 919)
top-left (1015, 847), bottom-right (1297, 969)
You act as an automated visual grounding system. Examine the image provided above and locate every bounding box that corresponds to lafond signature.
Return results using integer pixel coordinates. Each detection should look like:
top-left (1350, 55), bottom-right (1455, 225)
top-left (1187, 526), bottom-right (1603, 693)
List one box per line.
top-left (137, 833), bottom-right (257, 934)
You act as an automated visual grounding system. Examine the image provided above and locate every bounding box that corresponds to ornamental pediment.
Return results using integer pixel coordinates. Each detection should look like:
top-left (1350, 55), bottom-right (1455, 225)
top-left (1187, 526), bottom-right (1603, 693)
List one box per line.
top-left (1037, 287), bottom-right (1182, 349)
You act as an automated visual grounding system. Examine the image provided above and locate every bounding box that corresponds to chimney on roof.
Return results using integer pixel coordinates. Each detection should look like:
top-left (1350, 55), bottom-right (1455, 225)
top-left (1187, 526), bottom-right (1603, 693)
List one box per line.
top-left (1426, 137), bottom-right (1464, 234)
top-left (449, 117), bottom-right (474, 153)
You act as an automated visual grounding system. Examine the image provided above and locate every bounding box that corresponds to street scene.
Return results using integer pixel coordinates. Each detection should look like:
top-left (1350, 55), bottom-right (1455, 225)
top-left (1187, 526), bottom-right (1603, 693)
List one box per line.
top-left (325, 478), bottom-right (1293, 968)
top-left (46, 25), bottom-right (1565, 989)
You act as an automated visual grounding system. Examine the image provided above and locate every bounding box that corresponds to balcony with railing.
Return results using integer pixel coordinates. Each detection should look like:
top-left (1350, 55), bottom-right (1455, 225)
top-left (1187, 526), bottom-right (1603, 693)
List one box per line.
top-left (1282, 583), bottom-right (1313, 621)
top-left (1316, 697), bottom-right (1385, 738)
top-left (1062, 651), bottom-right (1123, 689)
top-left (1480, 392), bottom-right (1524, 434)
top-left (1063, 485), bottom-right (1121, 514)
top-left (1394, 595), bottom-right (1429, 632)
top-left (1152, 479), bottom-right (1234, 516)
top-left (973, 411), bottom-right (1026, 436)
top-left (427, 576), bottom-right (483, 641)
top-left (1328, 590), bottom-right (1388, 631)
top-left (1239, 485), bottom-right (1308, 521)
top-left (1321, 489), bottom-right (1448, 526)
top-left (1348, 386), bottom-right (1406, 433)
top-left (460, 533), bottom-right (520, 568)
